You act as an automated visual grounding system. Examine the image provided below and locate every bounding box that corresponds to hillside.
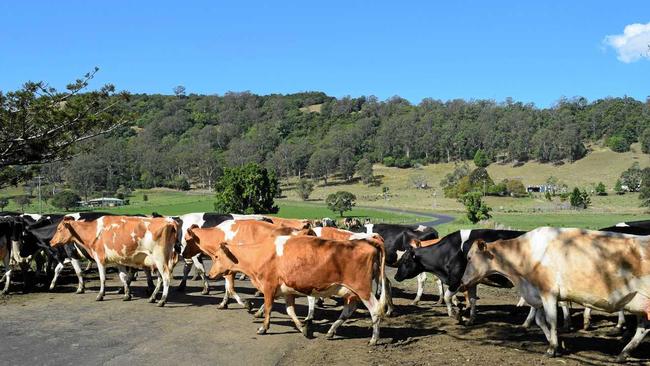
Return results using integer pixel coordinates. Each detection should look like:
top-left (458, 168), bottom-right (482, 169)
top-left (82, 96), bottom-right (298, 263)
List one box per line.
top-left (282, 144), bottom-right (650, 215)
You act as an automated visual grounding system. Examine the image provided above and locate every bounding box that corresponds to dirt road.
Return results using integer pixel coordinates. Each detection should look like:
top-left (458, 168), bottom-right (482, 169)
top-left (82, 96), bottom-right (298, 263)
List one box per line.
top-left (1, 264), bottom-right (648, 366)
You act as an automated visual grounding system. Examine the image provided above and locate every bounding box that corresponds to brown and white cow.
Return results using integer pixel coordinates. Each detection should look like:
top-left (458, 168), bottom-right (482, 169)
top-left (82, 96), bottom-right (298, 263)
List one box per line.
top-left (192, 227), bottom-right (388, 345)
top-left (265, 217), bottom-right (311, 230)
top-left (460, 227), bottom-right (650, 361)
top-left (50, 216), bottom-right (179, 306)
top-left (182, 219), bottom-right (314, 310)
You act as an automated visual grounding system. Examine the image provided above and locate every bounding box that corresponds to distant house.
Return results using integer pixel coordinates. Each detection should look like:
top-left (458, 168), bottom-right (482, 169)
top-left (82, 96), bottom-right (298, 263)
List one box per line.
top-left (85, 197), bottom-right (125, 207)
top-left (526, 184), bottom-right (565, 194)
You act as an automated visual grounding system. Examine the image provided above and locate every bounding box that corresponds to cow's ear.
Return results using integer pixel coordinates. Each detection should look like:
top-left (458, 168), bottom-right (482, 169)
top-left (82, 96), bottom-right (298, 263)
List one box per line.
top-left (475, 239), bottom-right (487, 252)
top-left (186, 224), bottom-right (200, 238)
top-left (219, 243), bottom-right (238, 264)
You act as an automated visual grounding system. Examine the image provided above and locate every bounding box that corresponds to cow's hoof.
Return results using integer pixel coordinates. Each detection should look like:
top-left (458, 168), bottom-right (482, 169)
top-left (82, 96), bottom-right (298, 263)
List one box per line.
top-left (148, 297), bottom-right (156, 303)
top-left (49, 285), bottom-right (55, 291)
top-left (465, 318), bottom-right (475, 326)
top-left (217, 302), bottom-right (228, 310)
top-left (244, 299), bottom-right (253, 312)
top-left (544, 348), bottom-right (558, 358)
top-left (117, 288), bottom-right (125, 295)
top-left (614, 354), bottom-right (628, 363)
top-left (257, 327), bottom-right (267, 335)
top-left (410, 300), bottom-right (420, 306)
top-left (95, 296), bottom-right (104, 301)
top-left (522, 323), bottom-right (532, 329)
top-left (201, 288), bottom-right (209, 295)
top-left (1, 290), bottom-right (8, 295)
top-left (368, 339), bottom-right (378, 346)
top-left (75, 288), bottom-right (85, 294)
top-left (254, 309), bottom-right (264, 318)
top-left (157, 300), bottom-right (166, 307)
top-left (325, 332), bottom-right (335, 340)
top-left (254, 291), bottom-right (263, 297)
top-left (122, 294), bottom-right (132, 301)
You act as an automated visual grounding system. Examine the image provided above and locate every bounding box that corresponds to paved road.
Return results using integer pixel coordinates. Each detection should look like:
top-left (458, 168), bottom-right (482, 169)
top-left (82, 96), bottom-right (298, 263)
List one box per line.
top-left (358, 206), bottom-right (455, 227)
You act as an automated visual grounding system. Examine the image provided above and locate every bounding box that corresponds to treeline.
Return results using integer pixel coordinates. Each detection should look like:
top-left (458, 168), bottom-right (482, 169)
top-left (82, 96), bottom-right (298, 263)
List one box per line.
top-left (34, 91), bottom-right (650, 196)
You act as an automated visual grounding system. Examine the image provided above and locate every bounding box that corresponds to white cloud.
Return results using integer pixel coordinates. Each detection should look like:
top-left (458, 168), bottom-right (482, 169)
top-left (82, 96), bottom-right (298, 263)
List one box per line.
top-left (603, 22), bottom-right (650, 63)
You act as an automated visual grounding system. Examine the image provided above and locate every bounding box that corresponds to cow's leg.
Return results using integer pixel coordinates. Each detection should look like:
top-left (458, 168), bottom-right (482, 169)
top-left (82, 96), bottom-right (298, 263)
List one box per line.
top-left (257, 288), bottom-right (276, 335)
top-left (95, 260), bottom-right (107, 301)
top-left (176, 259), bottom-right (192, 292)
top-left (534, 307), bottom-right (552, 341)
top-left (83, 261), bottom-right (93, 273)
top-left (435, 276), bottom-right (444, 304)
top-left (560, 303), bottom-right (571, 332)
top-left (616, 311), bottom-right (626, 330)
top-left (19, 261), bottom-right (31, 293)
top-left (541, 297), bottom-right (560, 357)
top-left (444, 289), bottom-right (460, 320)
top-left (285, 295), bottom-right (309, 337)
top-left (361, 295), bottom-right (383, 346)
top-left (148, 274), bottom-right (163, 303)
top-left (48, 261), bottom-right (64, 291)
top-left (617, 316), bottom-right (650, 362)
top-left (384, 276), bottom-right (394, 316)
top-left (466, 285), bottom-right (478, 325)
top-left (193, 255), bottom-right (209, 295)
top-left (157, 266), bottom-right (171, 307)
top-left (411, 272), bottom-right (427, 305)
top-left (117, 266), bottom-right (132, 301)
top-left (1, 256), bottom-right (11, 294)
top-left (144, 268), bottom-right (154, 296)
top-left (69, 257), bottom-right (85, 294)
top-left (305, 296), bottom-right (316, 322)
top-left (583, 307), bottom-right (592, 330)
top-left (325, 299), bottom-right (358, 339)
top-left (523, 306), bottom-right (536, 328)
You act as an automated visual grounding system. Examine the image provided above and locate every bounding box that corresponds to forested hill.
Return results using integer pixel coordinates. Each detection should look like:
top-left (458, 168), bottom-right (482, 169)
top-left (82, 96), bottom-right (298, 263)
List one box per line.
top-left (54, 91), bottom-right (650, 197)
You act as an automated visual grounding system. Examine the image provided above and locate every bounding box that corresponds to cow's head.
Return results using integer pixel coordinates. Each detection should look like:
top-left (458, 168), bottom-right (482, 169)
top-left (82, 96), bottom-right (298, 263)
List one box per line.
top-left (394, 246), bottom-right (424, 282)
top-left (207, 243), bottom-right (238, 279)
top-left (182, 224), bottom-right (203, 259)
top-left (50, 217), bottom-right (77, 247)
top-left (459, 239), bottom-right (495, 291)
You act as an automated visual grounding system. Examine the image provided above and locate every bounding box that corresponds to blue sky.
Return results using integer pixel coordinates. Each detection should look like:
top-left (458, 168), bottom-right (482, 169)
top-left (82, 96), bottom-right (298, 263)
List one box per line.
top-left (1, 1), bottom-right (648, 106)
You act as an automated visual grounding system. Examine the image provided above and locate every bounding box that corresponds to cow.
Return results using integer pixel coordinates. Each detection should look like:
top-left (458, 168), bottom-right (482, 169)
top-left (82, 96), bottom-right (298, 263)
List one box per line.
top-left (181, 219), bottom-right (314, 311)
top-left (50, 216), bottom-right (179, 306)
top-left (174, 213), bottom-right (269, 302)
top-left (521, 222), bottom-right (650, 331)
top-left (459, 227), bottom-right (650, 361)
top-left (0, 215), bottom-right (24, 294)
top-left (351, 222), bottom-right (438, 306)
top-left (265, 216), bottom-right (311, 230)
top-left (310, 226), bottom-right (393, 316)
top-left (394, 229), bottom-right (526, 325)
top-left (195, 228), bottom-right (389, 345)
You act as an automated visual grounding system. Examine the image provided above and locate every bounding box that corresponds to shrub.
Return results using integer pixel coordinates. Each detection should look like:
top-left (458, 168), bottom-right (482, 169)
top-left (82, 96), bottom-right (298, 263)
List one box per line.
top-left (459, 192), bottom-right (492, 224)
top-left (595, 182), bottom-right (607, 196)
top-left (606, 135), bottom-right (630, 152)
top-left (51, 190), bottom-right (81, 211)
top-left (473, 149), bottom-right (490, 168)
top-left (296, 179), bottom-right (315, 201)
top-left (326, 191), bottom-right (356, 217)
top-left (382, 156), bottom-right (395, 167)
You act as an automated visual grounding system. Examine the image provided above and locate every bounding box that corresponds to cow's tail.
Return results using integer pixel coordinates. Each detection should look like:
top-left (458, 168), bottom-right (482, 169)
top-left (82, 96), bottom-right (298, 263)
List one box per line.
top-left (365, 237), bottom-right (388, 319)
top-left (154, 221), bottom-right (180, 269)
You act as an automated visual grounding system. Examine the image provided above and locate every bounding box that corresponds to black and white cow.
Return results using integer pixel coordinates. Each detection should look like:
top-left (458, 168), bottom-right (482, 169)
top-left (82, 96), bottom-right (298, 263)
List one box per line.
top-left (0, 214), bottom-right (26, 294)
top-left (353, 223), bottom-right (439, 306)
top-left (174, 213), bottom-right (268, 306)
top-left (394, 229), bottom-right (526, 324)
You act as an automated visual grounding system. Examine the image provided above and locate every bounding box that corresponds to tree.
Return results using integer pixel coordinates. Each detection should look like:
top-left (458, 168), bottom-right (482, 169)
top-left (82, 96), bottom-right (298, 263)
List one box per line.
top-left (641, 128), bottom-right (650, 154)
top-left (296, 179), bottom-right (314, 201)
top-left (0, 197), bottom-right (8, 210)
top-left (214, 163), bottom-right (279, 214)
top-left (638, 168), bottom-right (650, 209)
top-left (620, 163), bottom-right (643, 192)
top-left (51, 190), bottom-right (81, 211)
top-left (459, 192), bottom-right (492, 224)
top-left (614, 179), bottom-right (626, 195)
top-left (569, 187), bottom-right (591, 209)
top-left (544, 191), bottom-right (552, 201)
top-left (606, 135), bottom-right (630, 152)
top-left (338, 149), bottom-right (356, 182)
top-left (356, 158), bottom-right (374, 184)
top-left (326, 191), bottom-right (356, 217)
top-left (0, 69), bottom-right (129, 181)
top-left (308, 148), bottom-right (338, 185)
top-left (13, 195), bottom-right (32, 212)
top-left (173, 85), bottom-right (186, 98)
top-left (595, 182), bottom-right (607, 196)
top-left (473, 149), bottom-right (490, 168)
top-left (505, 179), bottom-right (527, 197)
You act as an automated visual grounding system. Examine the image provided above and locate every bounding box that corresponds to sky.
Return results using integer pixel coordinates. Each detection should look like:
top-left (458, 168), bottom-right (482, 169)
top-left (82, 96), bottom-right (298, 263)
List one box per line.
top-left (1, 1), bottom-right (649, 107)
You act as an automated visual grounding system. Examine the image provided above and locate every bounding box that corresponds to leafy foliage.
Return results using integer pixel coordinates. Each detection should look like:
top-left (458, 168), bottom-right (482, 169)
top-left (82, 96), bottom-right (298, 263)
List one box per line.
top-left (606, 135), bottom-right (630, 152)
top-left (614, 179), bottom-right (625, 195)
top-left (0, 68), bottom-right (129, 173)
top-left (356, 158), bottom-right (374, 184)
top-left (296, 179), bottom-right (315, 201)
top-left (214, 163), bottom-right (279, 214)
top-left (325, 191), bottom-right (356, 217)
top-left (13, 195), bottom-right (32, 212)
top-left (0, 197), bottom-right (8, 210)
top-left (569, 187), bottom-right (591, 209)
top-left (473, 149), bottom-right (490, 167)
top-left (459, 192), bottom-right (492, 224)
top-left (620, 162), bottom-right (643, 192)
top-left (51, 190), bottom-right (81, 211)
top-left (595, 182), bottom-right (607, 196)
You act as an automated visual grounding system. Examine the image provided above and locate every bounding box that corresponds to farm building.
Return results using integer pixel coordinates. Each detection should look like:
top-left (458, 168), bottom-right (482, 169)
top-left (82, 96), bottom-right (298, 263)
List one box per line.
top-left (84, 197), bottom-right (125, 207)
top-left (526, 184), bottom-right (565, 193)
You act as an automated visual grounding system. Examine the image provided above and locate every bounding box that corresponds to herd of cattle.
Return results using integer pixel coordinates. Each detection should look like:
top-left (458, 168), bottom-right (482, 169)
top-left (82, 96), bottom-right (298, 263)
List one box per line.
top-left (1, 211), bottom-right (650, 362)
